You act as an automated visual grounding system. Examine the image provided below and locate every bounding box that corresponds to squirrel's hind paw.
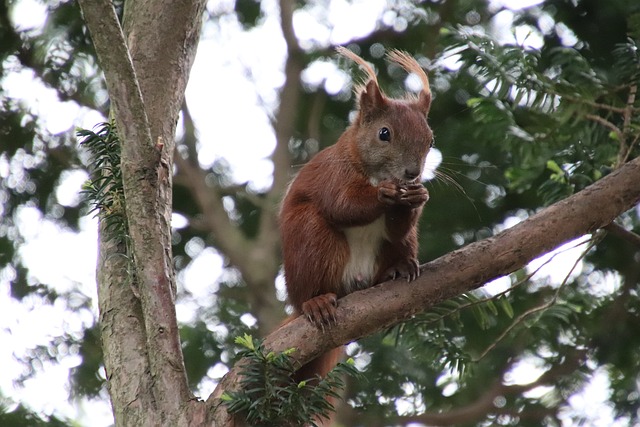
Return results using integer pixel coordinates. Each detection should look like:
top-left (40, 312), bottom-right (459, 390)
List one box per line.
top-left (382, 258), bottom-right (420, 282)
top-left (302, 293), bottom-right (338, 329)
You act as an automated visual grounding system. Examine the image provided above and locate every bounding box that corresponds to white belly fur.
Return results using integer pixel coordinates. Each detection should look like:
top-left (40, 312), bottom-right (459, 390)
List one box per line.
top-left (342, 216), bottom-right (387, 293)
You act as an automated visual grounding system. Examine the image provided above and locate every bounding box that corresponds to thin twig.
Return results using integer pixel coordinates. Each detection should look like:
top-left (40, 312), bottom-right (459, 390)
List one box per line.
top-left (416, 237), bottom-right (592, 329)
top-left (473, 233), bottom-right (603, 362)
top-left (585, 113), bottom-right (623, 142)
top-left (559, 92), bottom-right (630, 114)
top-left (619, 84), bottom-right (638, 166)
top-left (604, 222), bottom-right (640, 248)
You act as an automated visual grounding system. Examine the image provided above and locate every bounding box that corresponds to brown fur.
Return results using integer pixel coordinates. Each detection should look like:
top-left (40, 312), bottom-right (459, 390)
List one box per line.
top-left (278, 47), bottom-right (433, 425)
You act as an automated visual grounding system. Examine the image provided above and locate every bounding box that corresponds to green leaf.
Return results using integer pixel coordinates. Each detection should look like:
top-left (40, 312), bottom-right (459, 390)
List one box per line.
top-left (499, 297), bottom-right (515, 319)
top-left (234, 333), bottom-right (255, 350)
top-left (546, 159), bottom-right (564, 175)
top-left (466, 97), bottom-right (483, 107)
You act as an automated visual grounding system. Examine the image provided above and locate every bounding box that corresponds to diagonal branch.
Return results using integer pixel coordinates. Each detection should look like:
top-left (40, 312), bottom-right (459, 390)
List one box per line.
top-left (208, 153), bottom-right (640, 422)
top-left (619, 84), bottom-right (638, 165)
top-left (173, 0), bottom-right (306, 334)
top-left (265, 0), bottom-right (303, 208)
top-left (173, 101), bottom-right (253, 272)
top-left (174, 154), bottom-right (251, 265)
top-left (585, 113), bottom-right (623, 142)
top-left (604, 222), bottom-right (640, 248)
top-left (260, 0), bottom-right (304, 229)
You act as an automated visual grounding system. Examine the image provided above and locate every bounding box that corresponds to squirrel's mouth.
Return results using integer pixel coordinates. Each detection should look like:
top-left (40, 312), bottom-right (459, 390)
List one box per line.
top-left (367, 171), bottom-right (422, 186)
top-left (391, 175), bottom-right (421, 186)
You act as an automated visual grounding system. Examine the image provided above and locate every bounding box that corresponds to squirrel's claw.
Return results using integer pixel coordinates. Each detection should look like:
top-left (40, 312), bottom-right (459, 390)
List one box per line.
top-left (383, 258), bottom-right (420, 283)
top-left (378, 182), bottom-right (429, 209)
top-left (302, 293), bottom-right (338, 330)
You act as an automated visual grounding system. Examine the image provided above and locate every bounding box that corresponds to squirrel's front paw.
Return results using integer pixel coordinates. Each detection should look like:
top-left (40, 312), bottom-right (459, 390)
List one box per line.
top-left (382, 258), bottom-right (420, 282)
top-left (378, 182), bottom-right (403, 205)
top-left (378, 182), bottom-right (429, 208)
top-left (400, 183), bottom-right (429, 209)
top-left (302, 293), bottom-right (338, 330)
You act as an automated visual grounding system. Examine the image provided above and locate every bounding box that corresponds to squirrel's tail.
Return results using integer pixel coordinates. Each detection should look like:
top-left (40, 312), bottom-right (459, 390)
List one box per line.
top-left (298, 347), bottom-right (344, 427)
top-left (294, 346), bottom-right (344, 384)
top-left (280, 314), bottom-right (344, 381)
top-left (281, 315), bottom-right (345, 426)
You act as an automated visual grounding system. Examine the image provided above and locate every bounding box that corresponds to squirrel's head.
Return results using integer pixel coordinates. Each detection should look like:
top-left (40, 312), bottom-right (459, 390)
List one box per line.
top-left (338, 47), bottom-right (433, 185)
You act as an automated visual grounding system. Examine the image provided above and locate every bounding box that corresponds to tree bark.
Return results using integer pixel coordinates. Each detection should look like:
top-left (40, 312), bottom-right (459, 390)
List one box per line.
top-left (78, 0), bottom-right (206, 425)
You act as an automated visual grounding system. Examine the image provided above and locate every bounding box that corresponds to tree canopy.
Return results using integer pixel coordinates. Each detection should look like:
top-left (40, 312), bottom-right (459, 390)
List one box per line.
top-left (1, 0), bottom-right (640, 426)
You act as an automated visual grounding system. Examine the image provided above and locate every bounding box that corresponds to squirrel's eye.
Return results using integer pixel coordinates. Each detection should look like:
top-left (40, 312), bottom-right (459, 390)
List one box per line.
top-left (378, 127), bottom-right (391, 142)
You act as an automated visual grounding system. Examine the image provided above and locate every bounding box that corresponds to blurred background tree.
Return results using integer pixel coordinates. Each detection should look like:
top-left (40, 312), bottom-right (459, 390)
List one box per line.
top-left (1, 0), bottom-right (639, 425)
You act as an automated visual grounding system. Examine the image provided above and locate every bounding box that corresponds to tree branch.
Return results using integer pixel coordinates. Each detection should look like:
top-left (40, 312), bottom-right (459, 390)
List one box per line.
top-left (122, 0), bottom-right (206, 146)
top-left (604, 222), bottom-right (640, 248)
top-left (173, 0), bottom-right (306, 333)
top-left (585, 113), bottom-right (623, 142)
top-left (347, 342), bottom-right (585, 426)
top-left (619, 84), bottom-right (638, 165)
top-left (208, 154), bottom-right (640, 422)
top-left (174, 155), bottom-right (251, 261)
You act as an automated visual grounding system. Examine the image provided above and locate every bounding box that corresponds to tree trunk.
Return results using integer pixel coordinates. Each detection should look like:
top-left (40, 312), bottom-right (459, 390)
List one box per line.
top-left (78, 0), bottom-right (206, 425)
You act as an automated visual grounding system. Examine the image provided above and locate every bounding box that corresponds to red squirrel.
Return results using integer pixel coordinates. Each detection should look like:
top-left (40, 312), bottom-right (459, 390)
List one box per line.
top-left (279, 47), bottom-right (433, 383)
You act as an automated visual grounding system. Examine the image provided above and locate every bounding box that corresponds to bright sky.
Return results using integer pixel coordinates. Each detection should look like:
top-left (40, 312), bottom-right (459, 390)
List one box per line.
top-left (1, 0), bottom-right (629, 426)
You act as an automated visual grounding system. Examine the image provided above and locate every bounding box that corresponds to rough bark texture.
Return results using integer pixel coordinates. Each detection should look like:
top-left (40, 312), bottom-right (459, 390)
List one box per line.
top-left (78, 0), bottom-right (206, 425)
top-left (208, 154), bottom-right (640, 424)
top-left (97, 235), bottom-right (158, 425)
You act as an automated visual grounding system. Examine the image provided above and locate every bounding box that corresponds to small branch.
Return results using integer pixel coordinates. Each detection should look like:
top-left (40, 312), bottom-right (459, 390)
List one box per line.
top-left (622, 85), bottom-right (637, 138)
top-left (473, 234), bottom-right (600, 362)
top-left (178, 100), bottom-right (199, 166)
top-left (622, 133), bottom-right (640, 164)
top-left (604, 222), bottom-right (640, 248)
top-left (268, 0), bottom-right (302, 202)
top-left (560, 93), bottom-right (629, 114)
top-left (585, 113), bottom-right (623, 142)
top-left (386, 350), bottom-right (585, 426)
top-left (418, 237), bottom-right (592, 330)
top-left (278, 0), bottom-right (302, 56)
top-left (174, 154), bottom-right (251, 264)
top-left (619, 84), bottom-right (638, 165)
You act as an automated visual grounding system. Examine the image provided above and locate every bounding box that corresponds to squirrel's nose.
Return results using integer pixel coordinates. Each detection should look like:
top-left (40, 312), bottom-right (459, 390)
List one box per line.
top-left (404, 168), bottom-right (420, 181)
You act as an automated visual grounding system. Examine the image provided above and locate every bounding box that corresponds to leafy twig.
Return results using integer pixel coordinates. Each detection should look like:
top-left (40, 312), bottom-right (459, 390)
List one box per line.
top-left (473, 233), bottom-right (603, 362)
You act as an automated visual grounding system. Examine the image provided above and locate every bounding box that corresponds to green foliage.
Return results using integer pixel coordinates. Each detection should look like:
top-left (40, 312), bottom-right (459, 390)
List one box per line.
top-left (222, 334), bottom-right (360, 427)
top-left (443, 27), bottom-right (638, 206)
top-left (77, 122), bottom-right (129, 248)
top-left (70, 326), bottom-right (104, 398)
top-left (234, 0), bottom-right (262, 28)
top-left (180, 321), bottom-right (224, 390)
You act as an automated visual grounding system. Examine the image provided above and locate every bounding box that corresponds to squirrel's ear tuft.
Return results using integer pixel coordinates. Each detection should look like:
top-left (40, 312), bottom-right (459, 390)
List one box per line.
top-left (337, 46), bottom-right (387, 122)
top-left (358, 80), bottom-right (387, 123)
top-left (337, 46), bottom-right (378, 84)
top-left (386, 49), bottom-right (431, 116)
